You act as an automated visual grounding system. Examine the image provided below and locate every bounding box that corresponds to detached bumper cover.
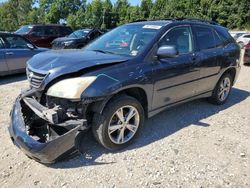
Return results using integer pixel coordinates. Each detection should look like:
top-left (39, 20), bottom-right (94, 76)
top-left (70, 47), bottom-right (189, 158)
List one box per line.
top-left (9, 97), bottom-right (86, 163)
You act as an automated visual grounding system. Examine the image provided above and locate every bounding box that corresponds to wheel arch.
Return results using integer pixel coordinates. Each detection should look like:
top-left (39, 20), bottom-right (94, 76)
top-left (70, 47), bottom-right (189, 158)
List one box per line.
top-left (221, 67), bottom-right (237, 85)
top-left (90, 86), bottom-right (149, 118)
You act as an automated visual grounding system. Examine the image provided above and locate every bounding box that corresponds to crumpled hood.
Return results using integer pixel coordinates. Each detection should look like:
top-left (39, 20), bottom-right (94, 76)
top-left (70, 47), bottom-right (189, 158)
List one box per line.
top-left (27, 49), bottom-right (129, 89)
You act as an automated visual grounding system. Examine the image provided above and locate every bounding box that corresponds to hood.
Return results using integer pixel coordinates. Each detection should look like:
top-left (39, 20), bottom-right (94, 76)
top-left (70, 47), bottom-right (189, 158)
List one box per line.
top-left (27, 49), bottom-right (129, 87)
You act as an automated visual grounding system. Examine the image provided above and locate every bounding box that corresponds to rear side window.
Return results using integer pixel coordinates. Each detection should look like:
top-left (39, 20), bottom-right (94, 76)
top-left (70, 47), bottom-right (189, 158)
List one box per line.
top-left (213, 31), bottom-right (224, 47)
top-left (44, 26), bottom-right (58, 36)
top-left (215, 27), bottom-right (234, 45)
top-left (243, 35), bottom-right (250, 38)
top-left (193, 26), bottom-right (216, 50)
top-left (32, 26), bottom-right (45, 37)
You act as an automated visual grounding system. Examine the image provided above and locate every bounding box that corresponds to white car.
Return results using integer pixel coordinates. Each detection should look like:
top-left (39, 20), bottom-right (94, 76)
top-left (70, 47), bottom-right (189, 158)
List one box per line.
top-left (236, 33), bottom-right (250, 46)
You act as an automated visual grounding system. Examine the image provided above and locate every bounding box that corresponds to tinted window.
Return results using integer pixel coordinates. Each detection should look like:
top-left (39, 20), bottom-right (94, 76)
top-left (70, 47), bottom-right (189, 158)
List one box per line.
top-left (243, 35), bottom-right (250, 38)
top-left (44, 26), bottom-right (58, 36)
top-left (3, 35), bottom-right (29, 49)
top-left (160, 26), bottom-right (193, 54)
top-left (216, 27), bottom-right (234, 45)
top-left (32, 26), bottom-right (45, 37)
top-left (213, 30), bottom-right (224, 47)
top-left (194, 26), bottom-right (216, 50)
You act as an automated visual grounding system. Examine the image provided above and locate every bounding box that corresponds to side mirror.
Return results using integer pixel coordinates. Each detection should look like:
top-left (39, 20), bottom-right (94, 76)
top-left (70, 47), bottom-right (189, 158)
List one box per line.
top-left (157, 45), bottom-right (178, 58)
top-left (27, 43), bottom-right (35, 50)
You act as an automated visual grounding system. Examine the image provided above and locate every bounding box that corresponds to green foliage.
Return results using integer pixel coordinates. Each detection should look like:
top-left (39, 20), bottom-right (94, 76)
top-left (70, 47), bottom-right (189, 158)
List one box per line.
top-left (0, 0), bottom-right (249, 31)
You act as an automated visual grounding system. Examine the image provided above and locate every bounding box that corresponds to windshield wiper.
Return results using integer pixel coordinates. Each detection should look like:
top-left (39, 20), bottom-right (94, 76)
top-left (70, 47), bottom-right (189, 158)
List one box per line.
top-left (92, 49), bottom-right (116, 54)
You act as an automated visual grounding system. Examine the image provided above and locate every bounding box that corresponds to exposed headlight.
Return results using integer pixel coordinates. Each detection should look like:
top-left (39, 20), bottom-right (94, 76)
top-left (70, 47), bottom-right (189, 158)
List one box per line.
top-left (47, 77), bottom-right (96, 99)
top-left (64, 40), bottom-right (74, 46)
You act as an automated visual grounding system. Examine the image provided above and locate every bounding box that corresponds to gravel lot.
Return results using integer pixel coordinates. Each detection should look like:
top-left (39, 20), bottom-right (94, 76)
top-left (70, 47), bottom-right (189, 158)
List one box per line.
top-left (0, 65), bottom-right (249, 188)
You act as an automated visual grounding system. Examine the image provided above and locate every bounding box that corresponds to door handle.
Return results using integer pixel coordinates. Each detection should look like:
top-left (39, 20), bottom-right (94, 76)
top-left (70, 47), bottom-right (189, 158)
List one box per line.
top-left (6, 52), bottom-right (14, 55)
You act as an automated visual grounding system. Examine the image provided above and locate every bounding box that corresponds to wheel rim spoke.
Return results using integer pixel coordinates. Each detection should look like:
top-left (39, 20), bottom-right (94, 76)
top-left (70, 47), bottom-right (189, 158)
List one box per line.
top-left (116, 108), bottom-right (124, 122)
top-left (125, 108), bottom-right (136, 123)
top-left (117, 128), bottom-right (125, 143)
top-left (109, 124), bottom-right (123, 134)
top-left (126, 124), bottom-right (137, 133)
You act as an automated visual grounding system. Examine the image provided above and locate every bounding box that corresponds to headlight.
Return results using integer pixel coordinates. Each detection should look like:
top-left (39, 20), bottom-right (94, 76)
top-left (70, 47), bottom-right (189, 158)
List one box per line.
top-left (64, 40), bottom-right (74, 46)
top-left (47, 77), bottom-right (96, 99)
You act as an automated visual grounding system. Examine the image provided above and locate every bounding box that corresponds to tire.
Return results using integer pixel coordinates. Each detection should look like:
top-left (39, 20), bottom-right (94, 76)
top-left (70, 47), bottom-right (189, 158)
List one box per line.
top-left (208, 73), bottom-right (233, 105)
top-left (92, 95), bottom-right (144, 150)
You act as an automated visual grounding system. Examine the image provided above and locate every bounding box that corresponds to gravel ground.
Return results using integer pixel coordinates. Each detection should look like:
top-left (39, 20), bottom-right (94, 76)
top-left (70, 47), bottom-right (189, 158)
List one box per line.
top-left (0, 65), bottom-right (249, 188)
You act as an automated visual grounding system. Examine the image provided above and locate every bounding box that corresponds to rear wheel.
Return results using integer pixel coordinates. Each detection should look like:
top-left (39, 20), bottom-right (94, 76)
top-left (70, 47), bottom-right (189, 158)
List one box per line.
top-left (92, 95), bottom-right (144, 150)
top-left (209, 74), bottom-right (232, 105)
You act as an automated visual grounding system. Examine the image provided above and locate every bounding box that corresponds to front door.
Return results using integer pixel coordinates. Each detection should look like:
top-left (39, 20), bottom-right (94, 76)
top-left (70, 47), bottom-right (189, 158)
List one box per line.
top-left (152, 25), bottom-right (201, 110)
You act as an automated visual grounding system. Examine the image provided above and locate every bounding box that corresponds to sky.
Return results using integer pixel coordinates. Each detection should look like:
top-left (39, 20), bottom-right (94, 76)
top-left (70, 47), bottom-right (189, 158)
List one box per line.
top-left (0, 0), bottom-right (141, 6)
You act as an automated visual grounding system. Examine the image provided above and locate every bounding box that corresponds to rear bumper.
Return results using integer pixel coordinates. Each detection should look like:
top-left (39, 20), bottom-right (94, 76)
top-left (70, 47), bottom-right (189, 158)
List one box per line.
top-left (9, 96), bottom-right (87, 164)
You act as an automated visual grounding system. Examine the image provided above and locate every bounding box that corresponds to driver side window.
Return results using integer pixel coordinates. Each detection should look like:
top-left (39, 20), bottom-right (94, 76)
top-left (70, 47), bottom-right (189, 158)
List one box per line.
top-left (160, 26), bottom-right (193, 54)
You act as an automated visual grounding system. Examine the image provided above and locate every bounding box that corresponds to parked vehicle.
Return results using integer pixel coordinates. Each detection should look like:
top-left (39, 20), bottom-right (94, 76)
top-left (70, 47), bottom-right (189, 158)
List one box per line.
top-left (236, 33), bottom-right (250, 47)
top-left (243, 42), bottom-right (250, 65)
top-left (0, 32), bottom-right (47, 76)
top-left (230, 31), bottom-right (247, 40)
top-left (9, 19), bottom-right (240, 163)
top-left (51, 29), bottom-right (103, 49)
top-left (15, 24), bottom-right (72, 48)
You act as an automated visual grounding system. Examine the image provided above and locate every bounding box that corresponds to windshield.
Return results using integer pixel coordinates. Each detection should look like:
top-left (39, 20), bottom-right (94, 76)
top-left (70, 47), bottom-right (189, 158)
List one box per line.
top-left (85, 24), bottom-right (161, 57)
top-left (69, 30), bottom-right (89, 38)
top-left (16, 25), bottom-right (33, 34)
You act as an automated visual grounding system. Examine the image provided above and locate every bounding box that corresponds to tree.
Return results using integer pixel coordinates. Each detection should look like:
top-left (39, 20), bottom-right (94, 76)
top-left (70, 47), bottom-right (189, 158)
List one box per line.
top-left (140, 0), bottom-right (153, 19)
top-left (113, 0), bottom-right (130, 25)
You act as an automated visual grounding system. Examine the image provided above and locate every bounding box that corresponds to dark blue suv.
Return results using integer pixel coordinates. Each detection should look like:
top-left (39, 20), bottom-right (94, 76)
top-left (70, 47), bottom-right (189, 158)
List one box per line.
top-left (9, 19), bottom-right (240, 163)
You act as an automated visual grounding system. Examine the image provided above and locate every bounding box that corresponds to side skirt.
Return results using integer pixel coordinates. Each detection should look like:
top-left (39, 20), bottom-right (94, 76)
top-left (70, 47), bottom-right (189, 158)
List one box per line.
top-left (148, 91), bottom-right (212, 118)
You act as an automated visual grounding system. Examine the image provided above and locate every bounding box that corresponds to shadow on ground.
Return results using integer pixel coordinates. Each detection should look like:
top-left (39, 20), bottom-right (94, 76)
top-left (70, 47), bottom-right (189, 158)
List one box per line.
top-left (50, 87), bottom-right (249, 169)
top-left (0, 73), bottom-right (26, 85)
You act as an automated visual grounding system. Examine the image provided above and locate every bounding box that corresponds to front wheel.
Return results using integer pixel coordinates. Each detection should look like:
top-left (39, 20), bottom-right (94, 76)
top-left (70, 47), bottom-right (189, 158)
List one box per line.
top-left (209, 74), bottom-right (232, 105)
top-left (92, 95), bottom-right (144, 150)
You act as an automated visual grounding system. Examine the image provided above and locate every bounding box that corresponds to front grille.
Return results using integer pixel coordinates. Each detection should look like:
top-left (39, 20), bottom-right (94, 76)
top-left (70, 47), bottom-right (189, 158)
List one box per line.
top-left (26, 68), bottom-right (47, 89)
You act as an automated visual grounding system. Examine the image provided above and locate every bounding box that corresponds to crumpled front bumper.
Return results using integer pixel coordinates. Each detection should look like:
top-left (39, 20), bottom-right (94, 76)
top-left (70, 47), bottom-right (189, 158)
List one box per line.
top-left (9, 97), bottom-right (87, 164)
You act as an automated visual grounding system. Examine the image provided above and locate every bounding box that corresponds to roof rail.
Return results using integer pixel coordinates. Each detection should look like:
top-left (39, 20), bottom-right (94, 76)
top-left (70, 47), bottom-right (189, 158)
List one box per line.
top-left (132, 19), bottom-right (148, 23)
top-left (175, 18), bottom-right (219, 25)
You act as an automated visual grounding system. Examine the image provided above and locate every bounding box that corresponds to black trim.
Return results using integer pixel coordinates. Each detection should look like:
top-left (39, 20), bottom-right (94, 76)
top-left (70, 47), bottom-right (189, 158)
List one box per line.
top-left (157, 72), bottom-right (218, 91)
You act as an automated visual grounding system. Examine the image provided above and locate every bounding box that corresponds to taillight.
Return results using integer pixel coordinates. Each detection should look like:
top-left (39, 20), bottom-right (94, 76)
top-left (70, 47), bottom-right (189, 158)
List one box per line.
top-left (244, 45), bottom-right (250, 50)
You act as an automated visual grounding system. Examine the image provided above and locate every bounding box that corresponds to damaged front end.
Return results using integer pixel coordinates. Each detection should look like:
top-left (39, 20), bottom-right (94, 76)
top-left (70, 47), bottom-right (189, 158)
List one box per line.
top-left (9, 89), bottom-right (89, 164)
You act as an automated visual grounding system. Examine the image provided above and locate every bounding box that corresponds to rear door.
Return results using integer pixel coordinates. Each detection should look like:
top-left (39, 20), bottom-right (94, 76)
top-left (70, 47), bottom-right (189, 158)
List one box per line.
top-left (192, 25), bottom-right (221, 93)
top-left (152, 25), bottom-right (201, 110)
top-left (0, 37), bottom-right (9, 74)
top-left (2, 35), bottom-right (37, 71)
